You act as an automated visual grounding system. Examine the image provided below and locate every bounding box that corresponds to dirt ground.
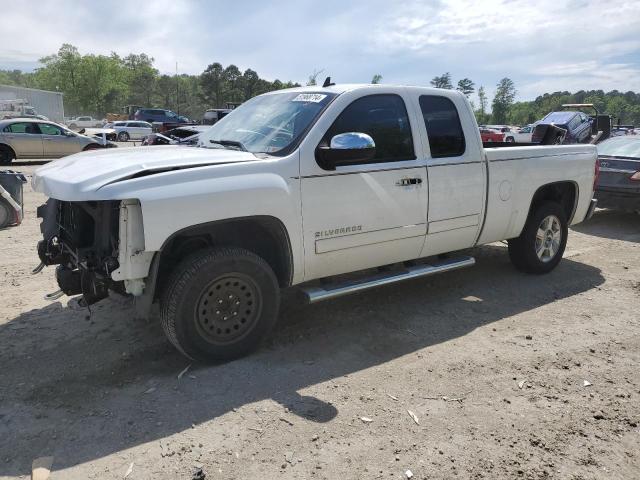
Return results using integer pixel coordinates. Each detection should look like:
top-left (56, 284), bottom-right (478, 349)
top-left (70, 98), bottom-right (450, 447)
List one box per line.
top-left (1, 159), bottom-right (639, 480)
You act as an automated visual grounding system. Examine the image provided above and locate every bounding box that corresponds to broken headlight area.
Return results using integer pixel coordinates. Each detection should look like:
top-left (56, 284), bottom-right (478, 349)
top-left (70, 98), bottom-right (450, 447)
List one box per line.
top-left (37, 199), bottom-right (124, 305)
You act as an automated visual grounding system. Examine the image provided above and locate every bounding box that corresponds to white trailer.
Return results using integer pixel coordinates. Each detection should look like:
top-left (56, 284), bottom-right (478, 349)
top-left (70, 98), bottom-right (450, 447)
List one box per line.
top-left (0, 85), bottom-right (64, 123)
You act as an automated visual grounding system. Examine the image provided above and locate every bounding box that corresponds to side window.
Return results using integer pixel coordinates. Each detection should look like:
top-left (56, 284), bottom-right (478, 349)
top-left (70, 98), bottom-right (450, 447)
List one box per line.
top-left (323, 94), bottom-right (415, 164)
top-left (39, 123), bottom-right (62, 135)
top-left (4, 122), bottom-right (34, 133)
top-left (419, 95), bottom-right (465, 158)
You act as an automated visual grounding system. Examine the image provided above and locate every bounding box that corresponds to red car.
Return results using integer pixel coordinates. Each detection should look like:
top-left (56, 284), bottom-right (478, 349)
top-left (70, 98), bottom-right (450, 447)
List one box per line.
top-left (480, 128), bottom-right (504, 142)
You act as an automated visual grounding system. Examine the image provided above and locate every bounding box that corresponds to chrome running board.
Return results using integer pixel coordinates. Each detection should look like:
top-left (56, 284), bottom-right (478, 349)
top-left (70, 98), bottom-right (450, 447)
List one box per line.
top-left (301, 256), bottom-right (475, 304)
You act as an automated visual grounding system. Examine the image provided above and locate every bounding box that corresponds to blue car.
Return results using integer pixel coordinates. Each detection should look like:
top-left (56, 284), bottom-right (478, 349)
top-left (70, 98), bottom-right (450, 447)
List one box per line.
top-left (533, 111), bottom-right (592, 144)
top-left (134, 108), bottom-right (189, 124)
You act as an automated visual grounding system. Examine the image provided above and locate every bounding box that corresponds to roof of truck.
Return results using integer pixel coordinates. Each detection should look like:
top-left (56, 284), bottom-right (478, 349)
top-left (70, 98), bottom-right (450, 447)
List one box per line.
top-left (262, 83), bottom-right (465, 97)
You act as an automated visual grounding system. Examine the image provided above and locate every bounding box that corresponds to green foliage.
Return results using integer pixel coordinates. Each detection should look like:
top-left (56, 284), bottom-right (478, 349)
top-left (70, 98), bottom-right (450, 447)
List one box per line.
top-left (507, 90), bottom-right (640, 126)
top-left (475, 86), bottom-right (489, 124)
top-left (456, 78), bottom-right (475, 97)
top-left (371, 74), bottom-right (383, 84)
top-left (0, 44), bottom-right (299, 120)
top-left (430, 72), bottom-right (452, 89)
top-left (491, 78), bottom-right (516, 124)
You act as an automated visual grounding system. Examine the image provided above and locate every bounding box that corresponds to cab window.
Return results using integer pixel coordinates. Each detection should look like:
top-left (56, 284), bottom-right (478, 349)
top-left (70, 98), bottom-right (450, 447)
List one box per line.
top-left (419, 95), bottom-right (465, 158)
top-left (322, 94), bottom-right (415, 165)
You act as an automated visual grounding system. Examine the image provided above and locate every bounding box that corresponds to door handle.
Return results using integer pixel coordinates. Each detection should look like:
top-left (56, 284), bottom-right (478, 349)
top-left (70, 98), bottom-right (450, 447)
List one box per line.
top-left (396, 177), bottom-right (423, 186)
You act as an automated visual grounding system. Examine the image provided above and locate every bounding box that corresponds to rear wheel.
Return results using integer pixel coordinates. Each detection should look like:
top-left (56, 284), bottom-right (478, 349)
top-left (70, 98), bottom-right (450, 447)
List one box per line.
top-left (508, 202), bottom-right (568, 274)
top-left (160, 247), bottom-right (280, 362)
top-left (117, 131), bottom-right (129, 142)
top-left (0, 145), bottom-right (15, 165)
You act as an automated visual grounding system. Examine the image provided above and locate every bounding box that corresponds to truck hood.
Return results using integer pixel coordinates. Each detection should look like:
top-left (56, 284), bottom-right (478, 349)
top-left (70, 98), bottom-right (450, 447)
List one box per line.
top-left (32, 145), bottom-right (258, 200)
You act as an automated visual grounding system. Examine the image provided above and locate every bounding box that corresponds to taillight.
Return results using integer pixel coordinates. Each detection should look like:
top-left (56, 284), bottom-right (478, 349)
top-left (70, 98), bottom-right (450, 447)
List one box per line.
top-left (593, 158), bottom-right (600, 191)
top-left (630, 171), bottom-right (640, 181)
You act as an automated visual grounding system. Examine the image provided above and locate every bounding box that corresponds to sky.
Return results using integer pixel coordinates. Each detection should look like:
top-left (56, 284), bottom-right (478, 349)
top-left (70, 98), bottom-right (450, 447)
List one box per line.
top-left (1, 0), bottom-right (639, 102)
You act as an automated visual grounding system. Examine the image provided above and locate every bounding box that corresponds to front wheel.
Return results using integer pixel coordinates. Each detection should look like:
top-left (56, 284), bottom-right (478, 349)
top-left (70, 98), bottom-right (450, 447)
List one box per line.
top-left (160, 247), bottom-right (280, 362)
top-left (117, 131), bottom-right (130, 142)
top-left (508, 202), bottom-right (568, 274)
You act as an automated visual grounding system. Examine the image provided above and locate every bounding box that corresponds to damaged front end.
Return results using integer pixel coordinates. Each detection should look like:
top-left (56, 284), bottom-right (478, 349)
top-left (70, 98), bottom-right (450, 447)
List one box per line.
top-left (37, 200), bottom-right (122, 304)
top-left (36, 198), bottom-right (153, 305)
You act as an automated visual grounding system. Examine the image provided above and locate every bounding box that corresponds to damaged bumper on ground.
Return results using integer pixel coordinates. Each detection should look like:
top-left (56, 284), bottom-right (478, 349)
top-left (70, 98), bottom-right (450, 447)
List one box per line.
top-left (36, 198), bottom-right (153, 304)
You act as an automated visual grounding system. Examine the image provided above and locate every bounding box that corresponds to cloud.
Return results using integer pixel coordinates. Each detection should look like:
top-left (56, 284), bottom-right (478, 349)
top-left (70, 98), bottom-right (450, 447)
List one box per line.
top-left (0, 0), bottom-right (639, 102)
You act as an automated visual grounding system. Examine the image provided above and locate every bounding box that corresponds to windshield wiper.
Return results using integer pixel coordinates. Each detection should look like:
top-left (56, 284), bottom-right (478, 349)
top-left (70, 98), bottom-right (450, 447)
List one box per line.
top-left (209, 139), bottom-right (247, 151)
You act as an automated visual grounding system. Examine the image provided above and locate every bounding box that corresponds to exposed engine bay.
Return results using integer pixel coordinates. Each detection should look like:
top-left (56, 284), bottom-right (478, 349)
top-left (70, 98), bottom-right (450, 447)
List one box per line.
top-left (37, 199), bottom-right (123, 305)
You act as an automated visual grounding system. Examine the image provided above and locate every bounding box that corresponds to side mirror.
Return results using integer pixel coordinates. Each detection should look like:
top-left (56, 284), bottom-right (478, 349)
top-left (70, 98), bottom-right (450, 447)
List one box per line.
top-left (316, 132), bottom-right (376, 170)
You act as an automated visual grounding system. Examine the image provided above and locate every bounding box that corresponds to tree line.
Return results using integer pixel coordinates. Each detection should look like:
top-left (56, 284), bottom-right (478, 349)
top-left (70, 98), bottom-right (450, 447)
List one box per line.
top-left (430, 71), bottom-right (640, 126)
top-left (2, 45), bottom-right (639, 127)
top-left (0, 44), bottom-right (300, 120)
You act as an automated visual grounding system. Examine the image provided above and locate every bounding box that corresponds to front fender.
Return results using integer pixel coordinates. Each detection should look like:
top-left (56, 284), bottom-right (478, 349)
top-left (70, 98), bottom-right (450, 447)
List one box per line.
top-left (137, 172), bottom-right (299, 251)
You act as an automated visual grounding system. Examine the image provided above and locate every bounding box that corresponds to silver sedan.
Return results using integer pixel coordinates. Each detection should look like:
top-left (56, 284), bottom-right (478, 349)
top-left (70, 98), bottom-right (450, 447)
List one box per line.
top-left (0, 118), bottom-right (101, 164)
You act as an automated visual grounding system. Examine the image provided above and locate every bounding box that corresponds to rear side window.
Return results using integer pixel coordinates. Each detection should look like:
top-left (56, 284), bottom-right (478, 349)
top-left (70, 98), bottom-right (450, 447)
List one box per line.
top-left (324, 94), bottom-right (415, 163)
top-left (419, 95), bottom-right (465, 158)
top-left (3, 122), bottom-right (35, 133)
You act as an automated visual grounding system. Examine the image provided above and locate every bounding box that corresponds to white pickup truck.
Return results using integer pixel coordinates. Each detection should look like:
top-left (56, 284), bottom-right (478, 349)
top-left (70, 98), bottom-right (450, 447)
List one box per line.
top-left (33, 83), bottom-right (598, 362)
top-left (67, 116), bottom-right (104, 129)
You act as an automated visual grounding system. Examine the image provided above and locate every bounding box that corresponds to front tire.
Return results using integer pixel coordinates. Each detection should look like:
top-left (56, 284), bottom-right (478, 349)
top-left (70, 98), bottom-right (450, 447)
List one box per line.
top-left (117, 131), bottom-right (130, 142)
top-left (160, 247), bottom-right (280, 362)
top-left (508, 202), bottom-right (568, 274)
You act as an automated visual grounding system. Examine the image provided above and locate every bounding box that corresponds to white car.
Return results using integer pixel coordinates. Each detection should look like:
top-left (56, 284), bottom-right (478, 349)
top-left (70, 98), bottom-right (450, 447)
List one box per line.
top-left (67, 116), bottom-right (104, 129)
top-left (33, 84), bottom-right (598, 362)
top-left (512, 125), bottom-right (535, 143)
top-left (109, 121), bottom-right (152, 141)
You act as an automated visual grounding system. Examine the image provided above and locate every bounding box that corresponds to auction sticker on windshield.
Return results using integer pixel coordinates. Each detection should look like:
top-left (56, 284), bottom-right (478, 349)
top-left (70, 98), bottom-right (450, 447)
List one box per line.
top-left (292, 93), bottom-right (327, 103)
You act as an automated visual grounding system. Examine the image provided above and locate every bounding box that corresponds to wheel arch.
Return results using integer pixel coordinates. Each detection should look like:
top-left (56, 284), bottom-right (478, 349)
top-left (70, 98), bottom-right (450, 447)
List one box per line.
top-left (526, 181), bottom-right (579, 226)
top-left (143, 215), bottom-right (294, 309)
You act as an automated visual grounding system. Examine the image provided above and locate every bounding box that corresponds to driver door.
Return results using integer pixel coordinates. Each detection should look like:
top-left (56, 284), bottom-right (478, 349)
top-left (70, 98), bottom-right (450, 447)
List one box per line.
top-left (300, 92), bottom-right (428, 281)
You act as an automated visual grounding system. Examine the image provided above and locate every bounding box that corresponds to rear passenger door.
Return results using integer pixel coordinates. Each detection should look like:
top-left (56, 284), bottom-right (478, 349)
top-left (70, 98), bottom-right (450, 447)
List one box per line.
top-left (414, 94), bottom-right (486, 257)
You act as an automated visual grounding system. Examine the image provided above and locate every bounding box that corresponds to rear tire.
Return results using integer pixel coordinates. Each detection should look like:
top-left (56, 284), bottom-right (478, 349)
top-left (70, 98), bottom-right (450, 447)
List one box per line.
top-left (508, 201), bottom-right (568, 274)
top-left (160, 247), bottom-right (280, 363)
top-left (0, 145), bottom-right (15, 165)
top-left (117, 131), bottom-right (129, 142)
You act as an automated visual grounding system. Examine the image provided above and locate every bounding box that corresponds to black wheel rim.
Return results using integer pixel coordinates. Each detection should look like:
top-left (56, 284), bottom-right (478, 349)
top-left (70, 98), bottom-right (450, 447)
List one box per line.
top-left (194, 273), bottom-right (262, 345)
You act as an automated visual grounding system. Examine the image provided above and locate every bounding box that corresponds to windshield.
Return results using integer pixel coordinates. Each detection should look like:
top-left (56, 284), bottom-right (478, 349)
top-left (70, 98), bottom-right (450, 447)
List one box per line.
top-left (597, 136), bottom-right (640, 158)
top-left (198, 91), bottom-right (337, 154)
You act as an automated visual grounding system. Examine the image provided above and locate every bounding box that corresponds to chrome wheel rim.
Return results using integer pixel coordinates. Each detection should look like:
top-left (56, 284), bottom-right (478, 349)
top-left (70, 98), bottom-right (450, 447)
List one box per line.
top-left (535, 215), bottom-right (562, 263)
top-left (195, 273), bottom-right (261, 345)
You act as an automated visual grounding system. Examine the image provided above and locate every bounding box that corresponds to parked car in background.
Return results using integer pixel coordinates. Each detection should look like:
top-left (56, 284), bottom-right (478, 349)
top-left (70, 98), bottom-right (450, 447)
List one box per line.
top-left (512, 125), bottom-right (535, 143)
top-left (142, 125), bottom-right (210, 146)
top-left (485, 125), bottom-right (517, 142)
top-left (134, 108), bottom-right (189, 124)
top-left (79, 127), bottom-right (118, 142)
top-left (108, 121), bottom-right (153, 141)
top-left (66, 116), bottom-right (104, 129)
top-left (594, 135), bottom-right (640, 211)
top-left (533, 111), bottom-right (592, 144)
top-left (480, 128), bottom-right (504, 142)
top-left (203, 108), bottom-right (232, 125)
top-left (0, 118), bottom-right (103, 164)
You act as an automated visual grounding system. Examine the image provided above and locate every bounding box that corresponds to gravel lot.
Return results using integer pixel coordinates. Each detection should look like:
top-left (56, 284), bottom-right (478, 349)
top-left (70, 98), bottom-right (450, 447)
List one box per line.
top-left (1, 159), bottom-right (639, 480)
